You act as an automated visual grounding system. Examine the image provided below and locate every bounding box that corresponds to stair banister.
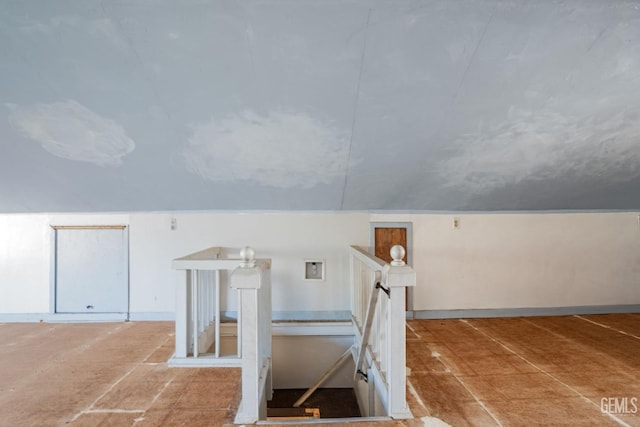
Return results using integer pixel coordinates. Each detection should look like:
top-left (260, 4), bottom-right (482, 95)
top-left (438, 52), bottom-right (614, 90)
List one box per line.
top-left (382, 245), bottom-right (416, 418)
top-left (349, 244), bottom-right (415, 419)
top-left (231, 247), bottom-right (273, 424)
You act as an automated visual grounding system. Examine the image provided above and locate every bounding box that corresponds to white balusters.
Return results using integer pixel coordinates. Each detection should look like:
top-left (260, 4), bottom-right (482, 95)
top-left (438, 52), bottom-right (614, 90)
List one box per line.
top-left (171, 246), bottom-right (268, 367)
top-left (349, 245), bottom-right (416, 419)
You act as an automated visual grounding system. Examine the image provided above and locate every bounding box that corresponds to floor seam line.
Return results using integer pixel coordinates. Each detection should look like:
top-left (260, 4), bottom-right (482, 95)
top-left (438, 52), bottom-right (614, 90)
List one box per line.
top-left (449, 372), bottom-right (504, 427)
top-left (68, 326), bottom-right (173, 423)
top-left (68, 363), bottom-right (139, 422)
top-left (461, 319), bottom-right (632, 427)
top-left (406, 321), bottom-right (422, 339)
top-left (406, 378), bottom-right (432, 417)
top-left (149, 377), bottom-right (175, 406)
top-left (432, 323), bottom-right (504, 427)
top-left (574, 315), bottom-right (640, 340)
top-left (3, 323), bottom-right (129, 391)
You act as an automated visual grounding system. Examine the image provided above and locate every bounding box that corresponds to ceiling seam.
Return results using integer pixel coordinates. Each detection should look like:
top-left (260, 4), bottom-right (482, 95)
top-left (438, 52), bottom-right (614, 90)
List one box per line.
top-left (422, 8), bottom-right (495, 153)
top-left (340, 8), bottom-right (372, 210)
top-left (452, 11), bottom-right (494, 105)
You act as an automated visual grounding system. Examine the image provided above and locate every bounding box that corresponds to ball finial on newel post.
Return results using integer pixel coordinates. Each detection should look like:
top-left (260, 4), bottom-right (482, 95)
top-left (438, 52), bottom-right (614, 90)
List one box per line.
top-left (240, 246), bottom-right (256, 268)
top-left (390, 245), bottom-right (406, 266)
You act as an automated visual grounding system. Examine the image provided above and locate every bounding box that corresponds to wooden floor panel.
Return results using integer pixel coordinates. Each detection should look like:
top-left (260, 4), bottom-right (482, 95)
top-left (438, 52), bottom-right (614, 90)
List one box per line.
top-left (0, 314), bottom-right (638, 426)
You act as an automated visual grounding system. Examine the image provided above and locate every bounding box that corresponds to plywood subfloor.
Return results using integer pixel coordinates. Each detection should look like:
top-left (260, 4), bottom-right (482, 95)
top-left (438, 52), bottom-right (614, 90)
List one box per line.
top-left (0, 314), bottom-right (638, 426)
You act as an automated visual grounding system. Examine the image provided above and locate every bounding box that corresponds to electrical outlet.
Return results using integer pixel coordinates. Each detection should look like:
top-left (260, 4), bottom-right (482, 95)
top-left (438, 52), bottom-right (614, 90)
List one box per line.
top-left (453, 217), bottom-right (460, 229)
top-left (170, 218), bottom-right (177, 231)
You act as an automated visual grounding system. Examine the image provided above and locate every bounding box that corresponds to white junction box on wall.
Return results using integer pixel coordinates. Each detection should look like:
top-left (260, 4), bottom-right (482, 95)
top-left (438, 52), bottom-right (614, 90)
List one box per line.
top-left (304, 260), bottom-right (325, 281)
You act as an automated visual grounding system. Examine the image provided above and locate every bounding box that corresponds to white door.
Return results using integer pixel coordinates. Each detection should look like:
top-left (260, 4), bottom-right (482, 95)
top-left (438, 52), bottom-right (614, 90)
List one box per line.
top-left (55, 227), bottom-right (128, 313)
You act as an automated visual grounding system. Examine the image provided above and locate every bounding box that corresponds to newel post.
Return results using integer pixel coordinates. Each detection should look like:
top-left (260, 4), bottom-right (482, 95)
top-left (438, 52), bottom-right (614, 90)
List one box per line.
top-left (382, 245), bottom-right (416, 419)
top-left (231, 247), bottom-right (267, 424)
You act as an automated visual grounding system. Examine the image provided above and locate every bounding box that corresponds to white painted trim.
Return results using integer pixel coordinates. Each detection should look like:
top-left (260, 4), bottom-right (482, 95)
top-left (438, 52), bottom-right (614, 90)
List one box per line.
top-left (172, 259), bottom-right (244, 270)
top-left (272, 321), bottom-right (353, 336)
top-left (413, 304), bottom-right (640, 319)
top-left (168, 355), bottom-right (242, 367)
top-left (49, 228), bottom-right (57, 314)
top-left (273, 311), bottom-right (352, 321)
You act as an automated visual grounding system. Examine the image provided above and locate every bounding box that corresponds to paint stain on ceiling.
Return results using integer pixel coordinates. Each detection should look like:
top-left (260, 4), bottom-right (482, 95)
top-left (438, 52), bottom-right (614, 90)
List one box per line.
top-left (441, 108), bottom-right (640, 194)
top-left (0, 0), bottom-right (639, 212)
top-left (183, 110), bottom-right (351, 189)
top-left (7, 100), bottom-right (135, 167)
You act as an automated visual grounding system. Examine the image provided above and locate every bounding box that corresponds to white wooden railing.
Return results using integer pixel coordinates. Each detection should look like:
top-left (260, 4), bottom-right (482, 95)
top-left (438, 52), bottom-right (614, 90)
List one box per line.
top-left (350, 245), bottom-right (416, 419)
top-left (170, 247), bottom-right (271, 369)
top-left (230, 247), bottom-right (273, 424)
top-left (171, 247), bottom-right (240, 366)
top-left (170, 246), bottom-right (272, 424)
top-left (171, 244), bottom-right (412, 422)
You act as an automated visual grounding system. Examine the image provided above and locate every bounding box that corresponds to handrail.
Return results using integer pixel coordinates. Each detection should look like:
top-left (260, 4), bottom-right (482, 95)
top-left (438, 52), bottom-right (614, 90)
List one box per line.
top-left (349, 244), bottom-right (415, 419)
top-left (171, 247), bottom-right (254, 366)
top-left (173, 246), bottom-right (274, 424)
top-left (231, 247), bottom-right (273, 424)
top-left (353, 270), bottom-right (382, 381)
top-left (350, 245), bottom-right (387, 270)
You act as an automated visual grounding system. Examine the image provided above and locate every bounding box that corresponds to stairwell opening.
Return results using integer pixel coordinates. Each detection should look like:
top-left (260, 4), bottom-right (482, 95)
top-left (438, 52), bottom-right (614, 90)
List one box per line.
top-left (268, 324), bottom-right (363, 421)
top-left (267, 388), bottom-right (360, 421)
top-left (217, 321), bottom-right (390, 422)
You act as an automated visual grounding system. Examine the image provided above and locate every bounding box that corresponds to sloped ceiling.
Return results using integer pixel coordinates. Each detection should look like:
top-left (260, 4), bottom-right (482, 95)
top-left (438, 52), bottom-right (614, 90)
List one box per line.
top-left (1, 0), bottom-right (639, 212)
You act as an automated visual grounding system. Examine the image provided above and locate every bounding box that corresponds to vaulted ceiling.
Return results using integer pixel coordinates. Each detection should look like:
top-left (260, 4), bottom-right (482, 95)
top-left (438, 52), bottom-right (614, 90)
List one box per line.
top-left (2, 0), bottom-right (639, 212)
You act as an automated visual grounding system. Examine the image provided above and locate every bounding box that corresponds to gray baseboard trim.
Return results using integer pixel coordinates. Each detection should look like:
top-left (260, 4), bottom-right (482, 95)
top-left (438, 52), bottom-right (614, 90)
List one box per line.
top-left (413, 304), bottom-right (640, 319)
top-left (128, 312), bottom-right (175, 321)
top-left (0, 313), bottom-right (129, 323)
top-left (0, 312), bottom-right (175, 323)
top-left (0, 313), bottom-right (51, 323)
top-left (48, 313), bottom-right (129, 322)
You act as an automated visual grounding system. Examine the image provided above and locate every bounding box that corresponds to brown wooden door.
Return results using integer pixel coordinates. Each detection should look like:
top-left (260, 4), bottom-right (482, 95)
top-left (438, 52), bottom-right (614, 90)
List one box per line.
top-left (374, 227), bottom-right (407, 263)
top-left (374, 227), bottom-right (409, 307)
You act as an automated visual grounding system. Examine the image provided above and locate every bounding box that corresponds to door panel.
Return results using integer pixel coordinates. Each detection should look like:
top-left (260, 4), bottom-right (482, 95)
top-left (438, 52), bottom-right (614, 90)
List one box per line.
top-left (374, 227), bottom-right (409, 308)
top-left (55, 228), bottom-right (128, 313)
top-left (374, 227), bottom-right (407, 263)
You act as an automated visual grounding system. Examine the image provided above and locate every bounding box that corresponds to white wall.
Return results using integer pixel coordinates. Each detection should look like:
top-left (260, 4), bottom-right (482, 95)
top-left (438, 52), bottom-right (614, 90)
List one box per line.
top-left (0, 212), bottom-right (369, 318)
top-left (372, 212), bottom-right (640, 311)
top-left (0, 213), bottom-right (131, 315)
top-left (0, 215), bottom-right (50, 313)
top-left (272, 335), bottom-right (354, 388)
top-left (2, 211), bottom-right (639, 318)
top-left (129, 212), bottom-right (370, 316)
